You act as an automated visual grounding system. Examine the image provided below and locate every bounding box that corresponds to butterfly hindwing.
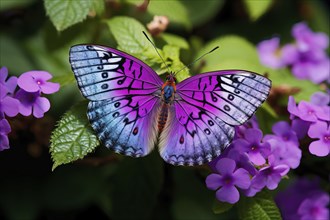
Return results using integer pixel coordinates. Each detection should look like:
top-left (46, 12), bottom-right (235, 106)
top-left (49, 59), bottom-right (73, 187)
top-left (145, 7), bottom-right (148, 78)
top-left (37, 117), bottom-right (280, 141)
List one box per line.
top-left (87, 96), bottom-right (161, 157)
top-left (159, 70), bottom-right (271, 165)
top-left (69, 45), bottom-right (163, 157)
top-left (159, 103), bottom-right (235, 165)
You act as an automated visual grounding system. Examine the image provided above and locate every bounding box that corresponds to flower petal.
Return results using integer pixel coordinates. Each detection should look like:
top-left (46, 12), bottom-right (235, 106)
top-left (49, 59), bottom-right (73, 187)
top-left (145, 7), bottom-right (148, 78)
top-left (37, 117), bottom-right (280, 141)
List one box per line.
top-left (248, 152), bottom-right (266, 166)
top-left (292, 119), bottom-right (310, 139)
top-left (0, 66), bottom-right (8, 83)
top-left (266, 173), bottom-right (281, 190)
top-left (308, 121), bottom-right (327, 139)
top-left (272, 121), bottom-right (291, 136)
top-left (244, 128), bottom-right (263, 143)
top-left (233, 139), bottom-right (250, 152)
top-left (5, 76), bottom-right (18, 94)
top-left (2, 96), bottom-right (19, 117)
top-left (274, 164), bottom-right (290, 176)
top-left (0, 118), bottom-right (11, 134)
top-left (40, 82), bottom-right (60, 94)
top-left (216, 185), bottom-right (240, 204)
top-left (232, 168), bottom-right (251, 189)
top-left (0, 134), bottom-right (10, 151)
top-left (29, 71), bottom-right (52, 81)
top-left (205, 174), bottom-right (223, 190)
top-left (287, 96), bottom-right (300, 118)
top-left (215, 158), bottom-right (236, 175)
top-left (17, 72), bottom-right (40, 92)
top-left (33, 97), bottom-right (50, 118)
top-left (18, 101), bottom-right (32, 116)
top-left (309, 140), bottom-right (329, 157)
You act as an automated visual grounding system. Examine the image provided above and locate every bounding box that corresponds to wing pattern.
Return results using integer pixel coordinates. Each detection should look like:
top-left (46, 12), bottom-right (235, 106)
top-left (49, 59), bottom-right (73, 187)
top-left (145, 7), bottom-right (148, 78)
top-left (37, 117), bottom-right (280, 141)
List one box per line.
top-left (159, 71), bottom-right (271, 165)
top-left (69, 45), bottom-right (163, 157)
top-left (69, 45), bottom-right (163, 101)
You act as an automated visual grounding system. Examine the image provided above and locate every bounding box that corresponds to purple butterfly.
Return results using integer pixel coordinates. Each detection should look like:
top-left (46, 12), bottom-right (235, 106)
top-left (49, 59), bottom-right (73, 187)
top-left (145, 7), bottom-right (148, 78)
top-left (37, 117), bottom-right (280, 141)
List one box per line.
top-left (69, 44), bottom-right (271, 166)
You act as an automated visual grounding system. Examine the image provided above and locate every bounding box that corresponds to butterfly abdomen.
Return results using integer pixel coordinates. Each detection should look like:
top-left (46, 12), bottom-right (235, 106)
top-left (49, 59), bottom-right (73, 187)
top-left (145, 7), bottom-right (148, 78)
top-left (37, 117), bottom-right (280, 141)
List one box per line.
top-left (158, 104), bottom-right (169, 134)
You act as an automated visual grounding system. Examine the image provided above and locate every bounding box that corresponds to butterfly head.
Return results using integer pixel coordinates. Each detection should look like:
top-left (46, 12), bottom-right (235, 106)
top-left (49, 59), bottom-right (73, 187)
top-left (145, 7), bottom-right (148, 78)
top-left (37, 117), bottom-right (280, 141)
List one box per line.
top-left (166, 73), bottom-right (177, 83)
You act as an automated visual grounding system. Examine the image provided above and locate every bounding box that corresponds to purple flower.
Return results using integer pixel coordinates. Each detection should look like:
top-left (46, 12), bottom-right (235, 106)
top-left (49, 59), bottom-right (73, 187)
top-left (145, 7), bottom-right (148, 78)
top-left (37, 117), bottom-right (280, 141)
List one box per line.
top-left (15, 89), bottom-right (50, 118)
top-left (292, 22), bottom-right (329, 52)
top-left (0, 66), bottom-right (17, 94)
top-left (234, 128), bottom-right (271, 165)
top-left (297, 194), bottom-right (329, 220)
top-left (288, 96), bottom-right (329, 122)
top-left (266, 121), bottom-right (299, 147)
top-left (291, 54), bottom-right (330, 84)
top-left (0, 86), bottom-right (19, 118)
top-left (257, 37), bottom-right (286, 69)
top-left (276, 178), bottom-right (329, 220)
top-left (235, 115), bottom-right (259, 139)
top-left (251, 155), bottom-right (289, 191)
top-left (291, 118), bottom-right (311, 140)
top-left (226, 148), bottom-right (258, 176)
top-left (288, 22), bottom-right (330, 84)
top-left (311, 91), bottom-right (330, 106)
top-left (307, 121), bottom-right (330, 157)
top-left (205, 158), bottom-right (251, 204)
top-left (0, 118), bottom-right (11, 151)
top-left (266, 138), bottom-right (301, 169)
top-left (17, 71), bottom-right (60, 94)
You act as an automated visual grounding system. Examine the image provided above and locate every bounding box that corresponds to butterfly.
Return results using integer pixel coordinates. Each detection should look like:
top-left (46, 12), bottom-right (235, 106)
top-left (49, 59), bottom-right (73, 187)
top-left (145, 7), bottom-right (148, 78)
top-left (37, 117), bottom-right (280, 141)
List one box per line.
top-left (69, 44), bottom-right (271, 166)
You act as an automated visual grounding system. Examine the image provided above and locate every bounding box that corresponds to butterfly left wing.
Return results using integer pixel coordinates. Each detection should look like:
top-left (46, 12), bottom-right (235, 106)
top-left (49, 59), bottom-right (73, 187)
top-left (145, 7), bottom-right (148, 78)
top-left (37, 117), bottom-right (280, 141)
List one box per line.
top-left (70, 45), bottom-right (163, 157)
top-left (159, 70), bottom-right (271, 165)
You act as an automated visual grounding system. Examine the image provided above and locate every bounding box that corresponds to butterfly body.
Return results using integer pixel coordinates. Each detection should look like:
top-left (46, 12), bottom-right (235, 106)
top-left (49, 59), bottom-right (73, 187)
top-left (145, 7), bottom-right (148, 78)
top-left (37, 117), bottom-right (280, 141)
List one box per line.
top-left (70, 44), bottom-right (271, 166)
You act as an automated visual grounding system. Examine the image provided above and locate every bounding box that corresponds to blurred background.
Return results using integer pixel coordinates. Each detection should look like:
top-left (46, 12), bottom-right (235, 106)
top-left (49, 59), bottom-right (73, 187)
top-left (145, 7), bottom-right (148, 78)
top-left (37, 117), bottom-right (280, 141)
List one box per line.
top-left (0, 0), bottom-right (329, 220)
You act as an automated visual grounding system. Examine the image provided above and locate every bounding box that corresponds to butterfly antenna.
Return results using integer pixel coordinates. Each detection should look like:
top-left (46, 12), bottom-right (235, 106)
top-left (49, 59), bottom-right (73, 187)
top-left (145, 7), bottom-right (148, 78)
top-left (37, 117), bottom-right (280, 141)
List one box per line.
top-left (174, 46), bottom-right (219, 76)
top-left (142, 31), bottom-right (172, 73)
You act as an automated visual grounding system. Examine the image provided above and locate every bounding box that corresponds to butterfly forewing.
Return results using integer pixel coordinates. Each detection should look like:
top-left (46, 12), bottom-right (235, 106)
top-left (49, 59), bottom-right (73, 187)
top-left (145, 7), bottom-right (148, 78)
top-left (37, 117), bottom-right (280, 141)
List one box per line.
top-left (69, 45), bottom-right (163, 101)
top-left (69, 45), bottom-right (163, 157)
top-left (159, 70), bottom-right (271, 165)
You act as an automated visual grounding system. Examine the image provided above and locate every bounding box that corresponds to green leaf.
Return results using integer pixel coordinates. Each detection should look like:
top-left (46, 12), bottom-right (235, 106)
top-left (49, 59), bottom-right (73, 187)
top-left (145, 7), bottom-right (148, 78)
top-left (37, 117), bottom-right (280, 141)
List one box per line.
top-left (212, 199), bottom-right (233, 214)
top-left (0, 34), bottom-right (35, 75)
top-left (112, 152), bottom-right (164, 220)
top-left (196, 35), bottom-right (262, 73)
top-left (261, 102), bottom-right (278, 119)
top-left (244, 0), bottom-right (274, 21)
top-left (161, 33), bottom-right (189, 49)
top-left (148, 0), bottom-right (191, 29)
top-left (147, 0), bottom-right (225, 29)
top-left (90, 0), bottom-right (105, 16)
top-left (105, 16), bottom-right (152, 55)
top-left (182, 0), bottom-right (225, 27)
top-left (238, 190), bottom-right (282, 220)
top-left (50, 101), bottom-right (99, 170)
top-left (163, 45), bottom-right (190, 81)
top-left (52, 73), bottom-right (76, 87)
top-left (44, 0), bottom-right (93, 31)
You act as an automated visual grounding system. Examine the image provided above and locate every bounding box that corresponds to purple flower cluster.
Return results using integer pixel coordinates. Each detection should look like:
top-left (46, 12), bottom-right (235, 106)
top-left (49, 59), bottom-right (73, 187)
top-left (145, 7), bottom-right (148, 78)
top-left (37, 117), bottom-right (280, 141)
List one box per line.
top-left (276, 178), bottom-right (329, 220)
top-left (288, 92), bottom-right (330, 156)
top-left (257, 22), bottom-right (330, 84)
top-left (206, 117), bottom-right (300, 204)
top-left (0, 66), bottom-right (60, 151)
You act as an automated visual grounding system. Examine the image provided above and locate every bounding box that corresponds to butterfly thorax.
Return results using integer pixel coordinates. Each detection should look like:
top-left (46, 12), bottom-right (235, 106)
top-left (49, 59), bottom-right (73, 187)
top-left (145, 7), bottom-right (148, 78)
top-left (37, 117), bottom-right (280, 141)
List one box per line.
top-left (158, 75), bottom-right (176, 134)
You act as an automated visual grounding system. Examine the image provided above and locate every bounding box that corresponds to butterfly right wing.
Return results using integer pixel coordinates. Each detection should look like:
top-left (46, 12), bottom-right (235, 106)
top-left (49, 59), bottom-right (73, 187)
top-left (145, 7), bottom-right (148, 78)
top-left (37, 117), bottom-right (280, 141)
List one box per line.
top-left (159, 71), bottom-right (271, 165)
top-left (69, 45), bottom-right (163, 157)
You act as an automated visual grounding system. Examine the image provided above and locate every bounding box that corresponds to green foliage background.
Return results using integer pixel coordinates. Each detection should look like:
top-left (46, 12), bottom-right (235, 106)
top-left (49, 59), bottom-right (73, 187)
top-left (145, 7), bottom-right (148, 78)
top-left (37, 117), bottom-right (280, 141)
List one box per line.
top-left (0, 0), bottom-right (328, 220)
